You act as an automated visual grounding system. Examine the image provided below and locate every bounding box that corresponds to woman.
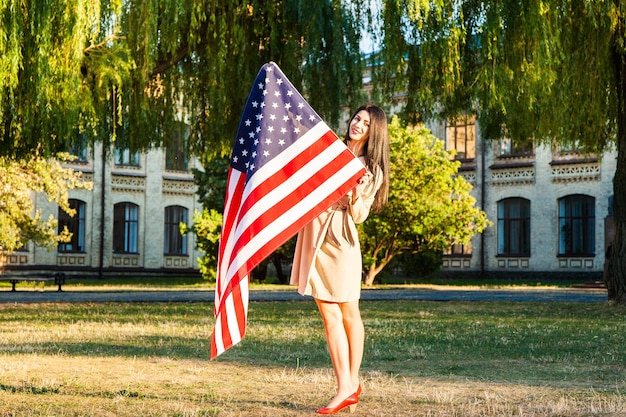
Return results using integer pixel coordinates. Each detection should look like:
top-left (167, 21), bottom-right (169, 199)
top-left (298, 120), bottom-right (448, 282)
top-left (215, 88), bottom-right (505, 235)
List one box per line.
top-left (291, 104), bottom-right (390, 414)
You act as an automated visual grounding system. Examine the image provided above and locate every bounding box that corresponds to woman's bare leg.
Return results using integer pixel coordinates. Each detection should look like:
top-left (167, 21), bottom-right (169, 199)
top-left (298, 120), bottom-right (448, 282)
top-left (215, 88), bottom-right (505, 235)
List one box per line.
top-left (339, 300), bottom-right (364, 390)
top-left (315, 299), bottom-right (355, 408)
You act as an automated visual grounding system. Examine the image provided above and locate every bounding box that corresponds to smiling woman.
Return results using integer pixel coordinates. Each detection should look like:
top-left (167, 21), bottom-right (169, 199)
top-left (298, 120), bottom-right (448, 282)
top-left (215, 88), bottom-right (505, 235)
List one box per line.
top-left (290, 104), bottom-right (390, 414)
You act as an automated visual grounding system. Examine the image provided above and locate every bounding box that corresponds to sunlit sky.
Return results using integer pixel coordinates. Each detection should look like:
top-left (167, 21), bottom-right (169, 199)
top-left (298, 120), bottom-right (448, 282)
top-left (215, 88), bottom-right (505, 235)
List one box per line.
top-left (358, 0), bottom-right (381, 53)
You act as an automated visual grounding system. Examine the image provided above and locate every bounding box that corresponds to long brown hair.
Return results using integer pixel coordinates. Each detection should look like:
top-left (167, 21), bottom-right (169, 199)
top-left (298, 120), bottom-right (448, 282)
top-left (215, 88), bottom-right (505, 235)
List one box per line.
top-left (344, 104), bottom-right (390, 212)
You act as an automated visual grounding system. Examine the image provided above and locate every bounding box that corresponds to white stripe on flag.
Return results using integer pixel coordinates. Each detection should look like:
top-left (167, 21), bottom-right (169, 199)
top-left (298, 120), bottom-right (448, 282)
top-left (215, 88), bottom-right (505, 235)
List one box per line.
top-left (213, 313), bottom-right (224, 354)
top-left (226, 157), bottom-right (364, 282)
top-left (224, 290), bottom-right (243, 346)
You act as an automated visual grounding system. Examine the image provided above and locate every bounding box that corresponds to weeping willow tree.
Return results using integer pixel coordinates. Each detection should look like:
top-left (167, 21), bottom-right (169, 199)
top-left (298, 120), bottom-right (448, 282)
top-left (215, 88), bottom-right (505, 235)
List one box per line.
top-left (0, 0), bottom-right (369, 253)
top-left (0, 0), bottom-right (368, 161)
top-left (371, 0), bottom-right (626, 304)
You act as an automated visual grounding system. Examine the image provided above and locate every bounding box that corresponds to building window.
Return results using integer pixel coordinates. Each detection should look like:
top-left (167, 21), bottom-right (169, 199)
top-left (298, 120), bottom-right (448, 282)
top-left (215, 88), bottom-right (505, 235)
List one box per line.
top-left (113, 203), bottom-right (139, 253)
top-left (67, 132), bottom-right (88, 162)
top-left (58, 199), bottom-right (86, 252)
top-left (497, 198), bottom-right (530, 256)
top-left (445, 242), bottom-right (472, 256)
top-left (446, 114), bottom-right (476, 160)
top-left (164, 205), bottom-right (188, 255)
top-left (559, 195), bottom-right (595, 256)
top-left (498, 137), bottom-right (533, 157)
top-left (114, 146), bottom-right (140, 166)
top-left (165, 123), bottom-right (189, 171)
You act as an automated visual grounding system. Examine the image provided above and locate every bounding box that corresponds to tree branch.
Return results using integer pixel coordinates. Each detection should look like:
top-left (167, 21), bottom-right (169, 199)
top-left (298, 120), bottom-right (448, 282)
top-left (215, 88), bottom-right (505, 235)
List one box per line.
top-left (84, 36), bottom-right (126, 54)
top-left (150, 44), bottom-right (191, 77)
top-left (150, 19), bottom-right (210, 77)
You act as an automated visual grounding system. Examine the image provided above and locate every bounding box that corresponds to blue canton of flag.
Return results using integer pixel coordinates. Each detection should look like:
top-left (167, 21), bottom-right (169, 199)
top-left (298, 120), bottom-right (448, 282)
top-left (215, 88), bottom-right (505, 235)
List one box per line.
top-left (231, 64), bottom-right (319, 174)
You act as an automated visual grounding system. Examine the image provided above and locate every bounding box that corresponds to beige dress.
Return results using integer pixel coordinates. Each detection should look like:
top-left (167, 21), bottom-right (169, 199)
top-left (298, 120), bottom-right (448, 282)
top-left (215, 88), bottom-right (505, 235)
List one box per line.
top-left (290, 160), bottom-right (383, 302)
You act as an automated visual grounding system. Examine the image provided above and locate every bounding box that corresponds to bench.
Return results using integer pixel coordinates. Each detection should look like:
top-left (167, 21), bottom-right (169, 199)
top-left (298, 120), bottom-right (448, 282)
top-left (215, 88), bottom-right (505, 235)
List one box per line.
top-left (0, 272), bottom-right (66, 292)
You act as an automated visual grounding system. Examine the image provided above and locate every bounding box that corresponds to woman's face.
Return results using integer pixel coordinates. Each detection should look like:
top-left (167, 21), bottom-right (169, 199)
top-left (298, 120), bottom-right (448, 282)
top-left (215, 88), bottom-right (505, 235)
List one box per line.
top-left (349, 110), bottom-right (371, 143)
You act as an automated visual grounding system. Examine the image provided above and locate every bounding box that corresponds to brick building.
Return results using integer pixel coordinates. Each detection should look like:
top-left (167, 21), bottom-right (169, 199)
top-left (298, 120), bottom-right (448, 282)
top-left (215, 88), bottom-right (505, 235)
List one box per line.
top-left (428, 116), bottom-right (616, 279)
top-left (3, 105), bottom-right (616, 280)
top-left (2, 141), bottom-right (204, 278)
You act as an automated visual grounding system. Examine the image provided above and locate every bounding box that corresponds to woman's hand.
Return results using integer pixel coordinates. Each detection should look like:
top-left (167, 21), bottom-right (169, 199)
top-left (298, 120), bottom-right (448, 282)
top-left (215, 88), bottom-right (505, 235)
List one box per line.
top-left (357, 172), bottom-right (373, 185)
top-left (353, 172), bottom-right (373, 200)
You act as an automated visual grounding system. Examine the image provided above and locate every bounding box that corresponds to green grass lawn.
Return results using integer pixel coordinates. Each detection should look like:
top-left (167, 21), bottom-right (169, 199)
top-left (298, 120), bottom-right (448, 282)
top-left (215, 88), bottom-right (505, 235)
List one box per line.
top-left (0, 299), bottom-right (624, 416)
top-left (0, 272), bottom-right (598, 292)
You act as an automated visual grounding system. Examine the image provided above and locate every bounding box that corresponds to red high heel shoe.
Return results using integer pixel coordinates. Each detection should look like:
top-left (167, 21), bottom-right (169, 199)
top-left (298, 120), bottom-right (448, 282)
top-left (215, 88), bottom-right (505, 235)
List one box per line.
top-left (316, 392), bottom-right (359, 415)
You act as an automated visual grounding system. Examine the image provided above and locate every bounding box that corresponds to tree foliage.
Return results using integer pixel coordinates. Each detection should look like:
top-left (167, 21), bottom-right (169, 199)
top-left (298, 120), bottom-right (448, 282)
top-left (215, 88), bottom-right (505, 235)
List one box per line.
top-left (0, 0), bottom-right (370, 259)
top-left (359, 117), bottom-right (490, 285)
top-left (0, 0), bottom-right (369, 161)
top-left (374, 0), bottom-right (626, 303)
top-left (183, 208), bottom-right (222, 282)
top-left (0, 0), bottom-right (95, 158)
top-left (0, 155), bottom-right (92, 255)
top-left (374, 1), bottom-right (587, 145)
top-left (193, 157), bottom-right (230, 213)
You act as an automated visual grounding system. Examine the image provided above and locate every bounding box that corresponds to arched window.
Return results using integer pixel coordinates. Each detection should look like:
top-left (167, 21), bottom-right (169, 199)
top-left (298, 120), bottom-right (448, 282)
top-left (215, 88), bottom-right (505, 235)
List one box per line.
top-left (58, 199), bottom-right (86, 252)
top-left (164, 205), bottom-right (188, 255)
top-left (558, 195), bottom-right (595, 256)
top-left (497, 198), bottom-right (530, 256)
top-left (113, 203), bottom-right (139, 253)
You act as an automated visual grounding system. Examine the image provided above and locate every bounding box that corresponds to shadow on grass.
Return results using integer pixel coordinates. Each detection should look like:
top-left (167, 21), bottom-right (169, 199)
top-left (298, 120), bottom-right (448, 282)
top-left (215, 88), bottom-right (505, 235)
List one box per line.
top-left (1, 338), bottom-right (211, 360)
top-left (0, 382), bottom-right (60, 395)
top-left (0, 334), bottom-right (328, 368)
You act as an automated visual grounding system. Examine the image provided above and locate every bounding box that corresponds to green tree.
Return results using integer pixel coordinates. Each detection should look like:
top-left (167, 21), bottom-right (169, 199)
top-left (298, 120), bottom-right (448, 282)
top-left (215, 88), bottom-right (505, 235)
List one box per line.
top-left (1, 0), bottom-right (368, 260)
top-left (374, 0), bottom-right (626, 304)
top-left (0, 155), bottom-right (92, 256)
top-left (359, 117), bottom-right (489, 285)
top-left (182, 208), bottom-right (222, 282)
top-left (1, 0), bottom-right (368, 161)
top-left (193, 157), bottom-right (230, 213)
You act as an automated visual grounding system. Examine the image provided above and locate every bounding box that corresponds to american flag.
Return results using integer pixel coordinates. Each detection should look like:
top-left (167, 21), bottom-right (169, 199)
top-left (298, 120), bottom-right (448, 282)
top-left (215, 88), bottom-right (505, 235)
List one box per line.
top-left (210, 62), bottom-right (366, 359)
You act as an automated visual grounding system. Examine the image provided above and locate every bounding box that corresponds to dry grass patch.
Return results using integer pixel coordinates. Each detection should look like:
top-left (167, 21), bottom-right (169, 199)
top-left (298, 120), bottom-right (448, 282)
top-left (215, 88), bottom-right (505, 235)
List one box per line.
top-left (0, 355), bottom-right (623, 416)
top-left (0, 300), bottom-right (624, 416)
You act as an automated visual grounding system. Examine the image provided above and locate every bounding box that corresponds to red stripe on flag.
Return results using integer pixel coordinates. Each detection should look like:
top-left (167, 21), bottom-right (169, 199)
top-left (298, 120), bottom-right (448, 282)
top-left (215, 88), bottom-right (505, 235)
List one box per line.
top-left (210, 328), bottom-right (218, 358)
top-left (214, 169), bottom-right (246, 315)
top-left (214, 158), bottom-right (364, 316)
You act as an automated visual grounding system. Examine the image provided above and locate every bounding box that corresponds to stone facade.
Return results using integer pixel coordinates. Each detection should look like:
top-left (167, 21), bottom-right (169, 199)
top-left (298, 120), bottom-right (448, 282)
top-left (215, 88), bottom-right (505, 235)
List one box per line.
top-left (3, 143), bottom-right (204, 278)
top-left (5, 108), bottom-right (616, 280)
top-left (430, 119), bottom-right (616, 278)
